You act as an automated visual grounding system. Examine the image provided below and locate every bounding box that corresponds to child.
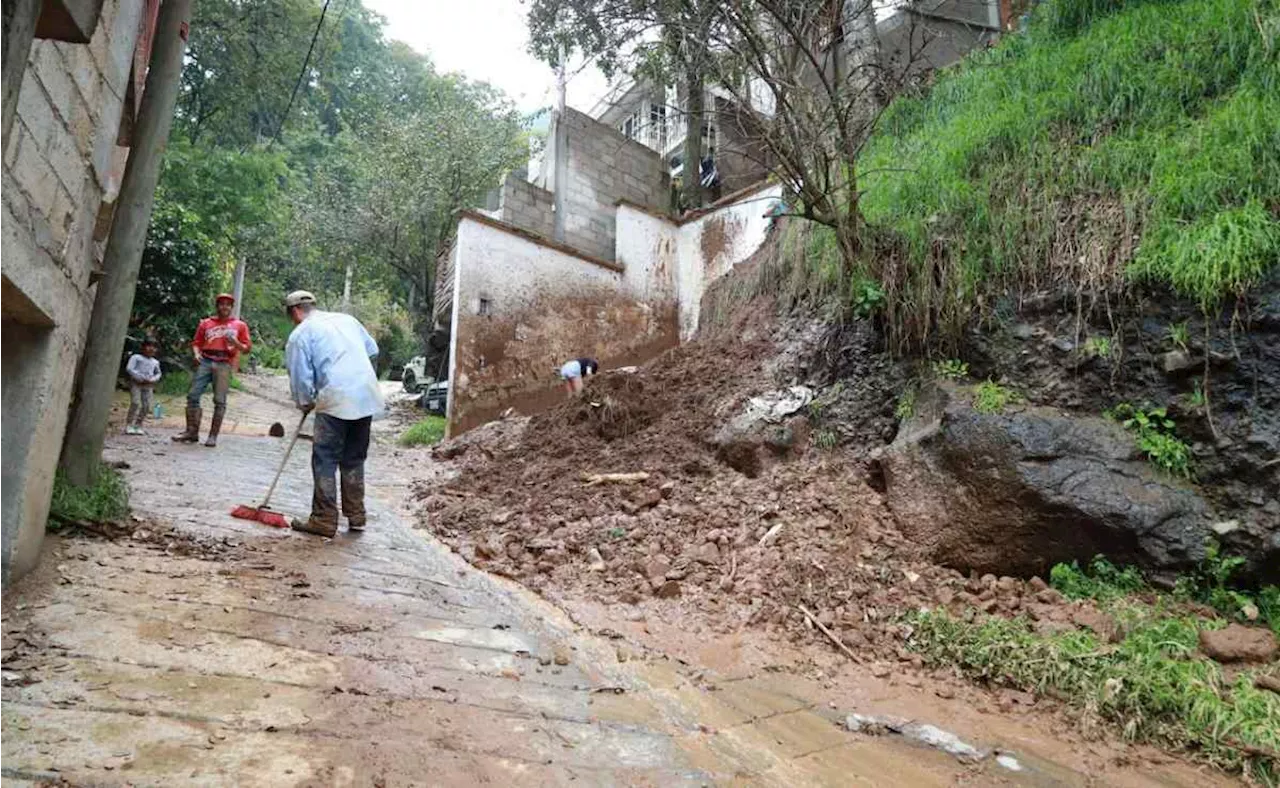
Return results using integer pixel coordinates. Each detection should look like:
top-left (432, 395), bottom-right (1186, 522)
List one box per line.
top-left (125, 338), bottom-right (162, 435)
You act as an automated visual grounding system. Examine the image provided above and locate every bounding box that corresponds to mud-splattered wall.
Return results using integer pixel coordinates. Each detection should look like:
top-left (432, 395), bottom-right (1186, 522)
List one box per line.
top-left (445, 184), bottom-right (782, 436)
top-left (675, 183), bottom-right (784, 339)
top-left (446, 213), bottom-right (679, 436)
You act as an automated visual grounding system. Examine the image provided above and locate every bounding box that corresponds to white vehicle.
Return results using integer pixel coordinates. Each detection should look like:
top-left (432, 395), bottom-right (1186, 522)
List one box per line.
top-left (402, 355), bottom-right (430, 393)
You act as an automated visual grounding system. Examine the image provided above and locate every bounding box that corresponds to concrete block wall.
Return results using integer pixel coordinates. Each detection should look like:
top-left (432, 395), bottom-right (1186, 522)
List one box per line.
top-left (497, 176), bottom-right (554, 239)
top-left (561, 107), bottom-right (670, 261)
top-left (1, 0), bottom-right (144, 587)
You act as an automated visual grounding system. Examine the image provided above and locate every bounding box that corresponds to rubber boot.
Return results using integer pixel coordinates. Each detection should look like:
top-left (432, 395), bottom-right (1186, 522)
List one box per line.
top-left (340, 465), bottom-right (366, 531)
top-left (204, 405), bottom-right (226, 447)
top-left (172, 406), bottom-right (201, 443)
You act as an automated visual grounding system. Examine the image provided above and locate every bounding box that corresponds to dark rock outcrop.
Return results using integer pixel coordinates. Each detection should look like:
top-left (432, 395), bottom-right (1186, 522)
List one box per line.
top-left (874, 385), bottom-right (1213, 577)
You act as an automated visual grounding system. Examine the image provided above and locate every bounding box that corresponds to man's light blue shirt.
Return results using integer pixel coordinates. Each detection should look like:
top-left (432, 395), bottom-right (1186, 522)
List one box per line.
top-left (286, 310), bottom-right (385, 420)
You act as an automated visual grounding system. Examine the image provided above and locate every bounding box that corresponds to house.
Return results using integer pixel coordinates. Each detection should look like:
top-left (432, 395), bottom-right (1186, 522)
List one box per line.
top-left (586, 0), bottom-right (1011, 196)
top-left (2, 0), bottom-right (158, 587)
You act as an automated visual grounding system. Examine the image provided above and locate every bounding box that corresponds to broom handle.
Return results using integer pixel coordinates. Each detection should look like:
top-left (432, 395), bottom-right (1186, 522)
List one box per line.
top-left (260, 411), bottom-right (309, 509)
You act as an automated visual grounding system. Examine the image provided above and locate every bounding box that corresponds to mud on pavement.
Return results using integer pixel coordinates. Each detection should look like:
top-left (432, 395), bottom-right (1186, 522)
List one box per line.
top-left (416, 307), bottom-right (1247, 787)
top-left (1, 382), bottom-right (1022, 787)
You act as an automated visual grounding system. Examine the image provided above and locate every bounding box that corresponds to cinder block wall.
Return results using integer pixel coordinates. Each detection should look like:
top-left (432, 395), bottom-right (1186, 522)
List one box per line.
top-left (498, 177), bottom-right (554, 238)
top-left (561, 108), bottom-right (670, 261)
top-left (1, 0), bottom-right (144, 587)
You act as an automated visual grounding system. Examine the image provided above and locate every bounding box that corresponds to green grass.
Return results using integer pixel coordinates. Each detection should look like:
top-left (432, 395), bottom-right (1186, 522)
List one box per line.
top-left (973, 380), bottom-right (1017, 414)
top-left (399, 416), bottom-right (446, 447)
top-left (1051, 556), bottom-right (1149, 601)
top-left (916, 546), bottom-right (1280, 778)
top-left (909, 607), bottom-right (1279, 782)
top-left (155, 369), bottom-right (192, 397)
top-left (933, 359), bottom-right (969, 380)
top-left (859, 0), bottom-right (1280, 350)
top-left (48, 464), bottom-right (129, 527)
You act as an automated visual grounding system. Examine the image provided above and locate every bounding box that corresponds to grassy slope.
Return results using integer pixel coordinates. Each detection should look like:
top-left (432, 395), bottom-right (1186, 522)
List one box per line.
top-left (859, 0), bottom-right (1280, 346)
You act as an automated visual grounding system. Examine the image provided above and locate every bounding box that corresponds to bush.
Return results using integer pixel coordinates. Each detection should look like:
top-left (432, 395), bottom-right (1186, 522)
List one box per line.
top-left (399, 416), bottom-right (446, 447)
top-left (49, 465), bottom-right (129, 526)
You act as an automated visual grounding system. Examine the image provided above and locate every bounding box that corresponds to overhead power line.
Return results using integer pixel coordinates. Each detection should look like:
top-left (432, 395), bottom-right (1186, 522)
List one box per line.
top-left (272, 0), bottom-right (333, 146)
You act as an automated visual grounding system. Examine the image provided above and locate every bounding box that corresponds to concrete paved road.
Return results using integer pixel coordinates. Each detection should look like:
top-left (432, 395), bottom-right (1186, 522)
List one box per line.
top-left (0, 387), bottom-right (989, 786)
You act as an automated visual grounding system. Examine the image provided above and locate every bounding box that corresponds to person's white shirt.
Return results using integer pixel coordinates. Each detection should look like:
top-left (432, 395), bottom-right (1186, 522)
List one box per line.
top-left (286, 310), bottom-right (384, 420)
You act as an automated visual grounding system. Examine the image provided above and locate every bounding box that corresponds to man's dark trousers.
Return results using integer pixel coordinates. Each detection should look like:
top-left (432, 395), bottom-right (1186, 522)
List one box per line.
top-left (311, 413), bottom-right (372, 529)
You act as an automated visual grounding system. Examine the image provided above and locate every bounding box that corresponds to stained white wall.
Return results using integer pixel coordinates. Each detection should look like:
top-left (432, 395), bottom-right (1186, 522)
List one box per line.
top-left (673, 184), bottom-right (784, 339)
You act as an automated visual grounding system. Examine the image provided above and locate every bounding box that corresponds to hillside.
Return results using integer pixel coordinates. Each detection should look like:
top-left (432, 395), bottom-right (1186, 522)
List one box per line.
top-left (859, 0), bottom-right (1279, 349)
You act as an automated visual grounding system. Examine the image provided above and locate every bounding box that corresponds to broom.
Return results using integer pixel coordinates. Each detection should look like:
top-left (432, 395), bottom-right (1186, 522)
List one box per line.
top-left (231, 411), bottom-right (308, 528)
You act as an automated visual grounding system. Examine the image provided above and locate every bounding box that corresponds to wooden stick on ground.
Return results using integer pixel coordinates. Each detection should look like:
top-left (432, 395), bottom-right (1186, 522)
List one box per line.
top-left (798, 604), bottom-right (863, 664)
top-left (582, 472), bottom-right (650, 486)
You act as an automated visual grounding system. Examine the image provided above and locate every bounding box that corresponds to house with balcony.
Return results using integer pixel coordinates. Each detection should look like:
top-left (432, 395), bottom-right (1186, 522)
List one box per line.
top-left (586, 0), bottom-right (1011, 201)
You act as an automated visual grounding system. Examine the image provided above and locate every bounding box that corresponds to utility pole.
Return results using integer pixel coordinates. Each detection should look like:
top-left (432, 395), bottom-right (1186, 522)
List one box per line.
top-left (552, 49), bottom-right (568, 243)
top-left (231, 257), bottom-right (246, 319)
top-left (2, 0), bottom-right (40, 145)
top-left (61, 0), bottom-right (193, 487)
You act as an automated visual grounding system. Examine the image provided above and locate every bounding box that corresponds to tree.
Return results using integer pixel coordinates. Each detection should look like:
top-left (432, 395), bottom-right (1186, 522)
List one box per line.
top-left (689, 0), bottom-right (927, 279)
top-left (131, 197), bottom-right (220, 356)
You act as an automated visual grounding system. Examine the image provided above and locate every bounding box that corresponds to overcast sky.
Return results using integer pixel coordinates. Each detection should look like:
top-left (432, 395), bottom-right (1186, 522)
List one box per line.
top-left (364, 0), bottom-right (611, 116)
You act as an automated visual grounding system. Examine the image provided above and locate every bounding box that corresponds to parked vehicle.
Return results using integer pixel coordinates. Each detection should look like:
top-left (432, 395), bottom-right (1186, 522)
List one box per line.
top-left (418, 380), bottom-right (448, 415)
top-left (402, 355), bottom-right (429, 393)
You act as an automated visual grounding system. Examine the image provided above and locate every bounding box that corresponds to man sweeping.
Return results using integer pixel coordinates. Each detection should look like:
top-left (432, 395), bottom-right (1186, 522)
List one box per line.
top-left (283, 291), bottom-right (384, 538)
top-left (172, 293), bottom-right (251, 447)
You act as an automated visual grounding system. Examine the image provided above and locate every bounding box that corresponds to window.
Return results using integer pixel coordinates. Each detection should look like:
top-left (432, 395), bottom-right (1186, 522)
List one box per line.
top-left (620, 110), bottom-right (639, 140)
top-left (649, 102), bottom-right (667, 149)
top-left (478, 297), bottom-right (491, 316)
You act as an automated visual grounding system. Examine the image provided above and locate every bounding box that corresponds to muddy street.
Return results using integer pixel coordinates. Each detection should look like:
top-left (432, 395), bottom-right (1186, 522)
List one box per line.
top-left (0, 383), bottom-right (961, 786)
top-left (1, 381), bottom-right (1239, 786)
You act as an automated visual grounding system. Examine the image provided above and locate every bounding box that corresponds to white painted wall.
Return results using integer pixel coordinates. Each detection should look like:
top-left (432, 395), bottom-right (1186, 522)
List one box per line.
top-left (674, 184), bottom-right (784, 339)
top-left (615, 204), bottom-right (678, 304)
top-left (444, 184), bottom-right (784, 434)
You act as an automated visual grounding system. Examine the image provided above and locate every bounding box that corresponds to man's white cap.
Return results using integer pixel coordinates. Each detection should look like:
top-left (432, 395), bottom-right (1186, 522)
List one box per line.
top-left (284, 290), bottom-right (316, 308)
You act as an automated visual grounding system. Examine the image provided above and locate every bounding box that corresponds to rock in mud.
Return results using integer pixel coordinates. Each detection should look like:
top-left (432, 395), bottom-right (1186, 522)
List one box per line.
top-left (1198, 624), bottom-right (1278, 663)
top-left (874, 385), bottom-right (1212, 576)
top-left (653, 580), bottom-right (682, 598)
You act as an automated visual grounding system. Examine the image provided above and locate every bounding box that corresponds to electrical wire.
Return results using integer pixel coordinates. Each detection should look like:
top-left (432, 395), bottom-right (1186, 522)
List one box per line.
top-left (271, 0), bottom-right (334, 146)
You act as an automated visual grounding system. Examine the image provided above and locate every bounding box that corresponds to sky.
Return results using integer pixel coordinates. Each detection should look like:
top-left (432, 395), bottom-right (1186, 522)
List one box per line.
top-left (363, 0), bottom-right (611, 116)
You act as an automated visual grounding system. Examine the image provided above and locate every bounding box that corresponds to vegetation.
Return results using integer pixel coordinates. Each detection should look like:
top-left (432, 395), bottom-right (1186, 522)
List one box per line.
top-left (933, 359), bottom-right (969, 380)
top-left (131, 0), bottom-right (531, 371)
top-left (1107, 403), bottom-right (1193, 477)
top-left (909, 608), bottom-right (1278, 782)
top-left (1167, 321), bottom-right (1191, 351)
top-left (894, 387), bottom-right (917, 421)
top-left (814, 429), bottom-right (839, 450)
top-left (915, 546), bottom-right (1280, 781)
top-left (973, 380), bottom-right (1017, 415)
top-left (1050, 556), bottom-right (1149, 602)
top-left (856, 0), bottom-right (1280, 351)
top-left (1083, 336), bottom-right (1112, 358)
top-left (398, 416), bottom-right (447, 447)
top-left (49, 465), bottom-right (129, 527)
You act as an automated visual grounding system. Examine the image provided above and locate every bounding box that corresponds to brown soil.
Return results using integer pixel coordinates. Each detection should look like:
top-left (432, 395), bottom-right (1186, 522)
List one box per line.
top-left (411, 300), bottom-right (1261, 784)
top-left (416, 303), bottom-right (1114, 666)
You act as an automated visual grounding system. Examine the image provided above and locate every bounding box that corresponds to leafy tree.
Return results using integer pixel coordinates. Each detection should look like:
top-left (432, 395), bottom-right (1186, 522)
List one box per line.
top-left (131, 197), bottom-right (220, 357)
